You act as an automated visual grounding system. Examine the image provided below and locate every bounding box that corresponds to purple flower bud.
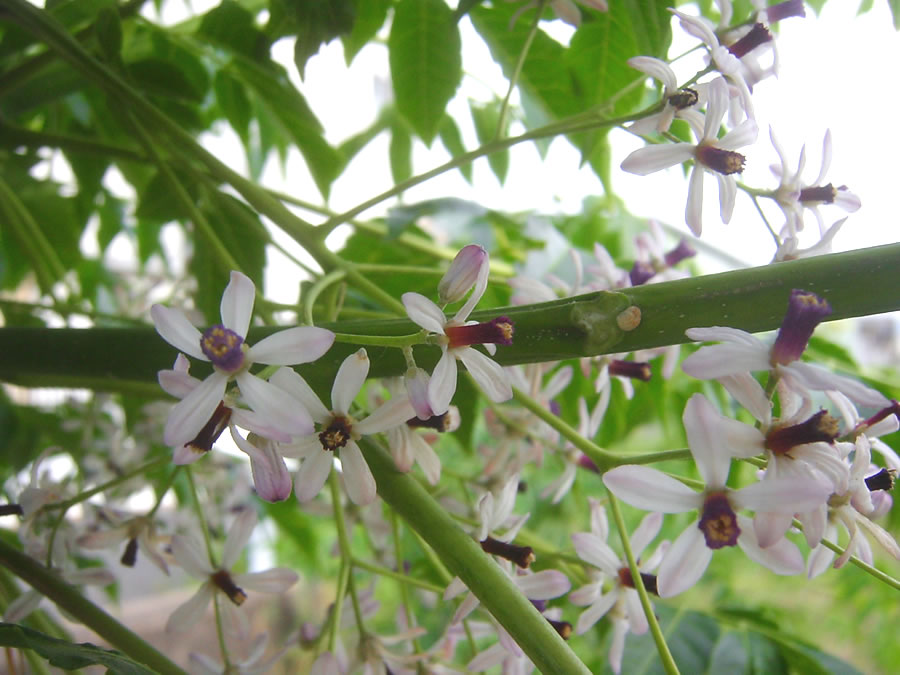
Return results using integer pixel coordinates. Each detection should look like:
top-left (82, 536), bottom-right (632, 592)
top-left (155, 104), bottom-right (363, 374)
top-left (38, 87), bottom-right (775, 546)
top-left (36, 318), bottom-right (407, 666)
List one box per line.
top-left (770, 289), bottom-right (831, 365)
top-left (766, 0), bottom-right (805, 24)
top-left (663, 239), bottom-right (696, 267)
top-left (445, 316), bottom-right (514, 349)
top-left (405, 367), bottom-right (434, 420)
top-left (609, 359), bottom-right (652, 381)
top-left (438, 244), bottom-right (488, 304)
top-left (630, 261), bottom-right (656, 286)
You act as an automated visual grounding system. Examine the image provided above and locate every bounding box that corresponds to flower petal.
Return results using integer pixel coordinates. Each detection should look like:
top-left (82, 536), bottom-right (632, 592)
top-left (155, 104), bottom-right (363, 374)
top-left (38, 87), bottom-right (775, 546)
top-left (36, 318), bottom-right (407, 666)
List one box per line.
top-left (603, 465), bottom-right (702, 513)
top-left (151, 305), bottom-right (206, 360)
top-left (331, 349), bottom-right (369, 415)
top-left (220, 271), bottom-right (255, 337)
top-left (294, 450), bottom-right (333, 503)
top-left (234, 568), bottom-right (298, 593)
top-left (575, 592), bottom-right (617, 635)
top-left (355, 396), bottom-right (415, 435)
top-left (572, 533), bottom-right (619, 576)
top-left (223, 508), bottom-right (257, 569)
top-left (428, 348), bottom-right (457, 415)
top-left (685, 164), bottom-right (705, 236)
top-left (630, 511), bottom-right (663, 559)
top-left (784, 362), bottom-right (888, 407)
top-left (166, 583), bottom-right (214, 633)
top-left (269, 368), bottom-right (330, 422)
top-left (249, 326), bottom-right (335, 365)
top-left (158, 365), bottom-right (199, 399)
top-left (684, 394), bottom-right (761, 487)
top-left (164, 372), bottom-right (227, 447)
top-left (731, 475), bottom-right (829, 514)
top-left (514, 569), bottom-right (570, 599)
top-left (657, 522), bottom-right (712, 597)
top-left (735, 515), bottom-right (804, 575)
top-left (402, 292), bottom-right (447, 334)
top-left (458, 347), bottom-right (512, 403)
top-left (237, 372), bottom-right (314, 437)
top-left (621, 143), bottom-right (695, 175)
top-left (340, 441), bottom-right (377, 505)
top-left (681, 342), bottom-right (771, 379)
top-left (171, 534), bottom-right (212, 577)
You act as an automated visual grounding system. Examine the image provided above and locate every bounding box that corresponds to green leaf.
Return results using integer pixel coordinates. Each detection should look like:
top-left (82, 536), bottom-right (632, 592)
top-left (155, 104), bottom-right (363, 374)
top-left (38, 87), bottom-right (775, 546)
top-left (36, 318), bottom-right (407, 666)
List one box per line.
top-left (389, 120), bottom-right (413, 185)
top-left (198, 0), bottom-right (268, 59)
top-left (0, 623), bottom-right (154, 674)
top-left (887, 0), bottom-right (900, 31)
top-left (126, 58), bottom-right (206, 103)
top-left (389, 0), bottom-right (463, 144)
top-left (470, 100), bottom-right (509, 184)
top-left (775, 639), bottom-right (864, 675)
top-left (93, 6), bottom-right (122, 65)
top-left (708, 631), bottom-right (750, 674)
top-left (97, 190), bottom-right (125, 252)
top-left (292, 0), bottom-right (356, 78)
top-left (214, 69), bottom-right (252, 147)
top-left (343, 0), bottom-right (391, 65)
top-left (438, 114), bottom-right (472, 183)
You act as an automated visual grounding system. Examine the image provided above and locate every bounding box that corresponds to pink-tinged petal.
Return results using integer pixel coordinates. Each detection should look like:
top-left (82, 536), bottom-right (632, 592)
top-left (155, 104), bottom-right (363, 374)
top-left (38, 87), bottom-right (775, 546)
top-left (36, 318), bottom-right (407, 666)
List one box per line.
top-left (720, 119), bottom-right (758, 151)
top-left (735, 515), bottom-right (803, 575)
top-left (77, 526), bottom-right (129, 551)
top-left (671, 9), bottom-right (718, 49)
top-left (402, 293), bottom-right (447, 334)
top-left (331, 348), bottom-right (369, 415)
top-left (234, 568), bottom-right (298, 593)
top-left (151, 305), bottom-right (206, 360)
top-left (657, 522), bottom-right (712, 597)
top-left (807, 542), bottom-right (835, 579)
top-left (799, 506), bottom-right (827, 549)
top-left (569, 580), bottom-right (602, 606)
top-left (166, 583), bottom-right (214, 633)
top-left (311, 653), bottom-right (342, 675)
top-left (685, 325), bottom-right (762, 348)
top-left (630, 511), bottom-right (663, 558)
top-left (387, 428), bottom-right (415, 472)
top-left (575, 592), bottom-right (617, 635)
top-left (685, 165), bottom-right (705, 236)
top-left (173, 444), bottom-right (206, 465)
top-left (413, 435), bottom-right (442, 485)
top-left (249, 326), bottom-right (335, 365)
top-left (467, 643), bottom-right (506, 672)
top-left (703, 78), bottom-right (729, 139)
top-left (624, 588), bottom-right (648, 635)
top-left (164, 372), bottom-right (227, 447)
top-left (340, 441), bottom-right (377, 505)
top-left (355, 396), bottom-right (415, 435)
top-left (681, 343), bottom-right (771, 379)
top-left (236, 372), bottom-right (313, 437)
top-left (857, 517), bottom-right (900, 562)
top-left (230, 408), bottom-right (291, 443)
top-left (589, 497), bottom-right (610, 541)
top-left (428, 348), bottom-right (457, 415)
top-left (753, 511), bottom-right (794, 549)
top-left (220, 271), bottom-right (255, 337)
top-left (603, 465), bottom-right (702, 513)
top-left (233, 433), bottom-right (292, 503)
top-left (719, 373), bottom-right (771, 424)
top-left (65, 567), bottom-right (116, 586)
top-left (514, 569), bottom-right (570, 599)
top-left (477, 492), bottom-right (494, 541)
top-left (439, 244), bottom-right (488, 305)
top-left (443, 575), bottom-right (467, 600)
top-left (279, 435), bottom-right (321, 460)
top-left (717, 174), bottom-right (737, 224)
top-left (628, 56), bottom-right (677, 91)
top-left (458, 348), bottom-right (512, 403)
top-left (171, 534), bottom-right (212, 577)
top-left (158, 364), bottom-right (199, 399)
top-left (294, 450), bottom-right (333, 503)
top-left (609, 619), bottom-right (629, 675)
top-left (223, 509), bottom-right (257, 569)
top-left (572, 532), bottom-right (619, 576)
top-left (621, 143), bottom-right (695, 175)
top-left (405, 367), bottom-right (433, 420)
top-left (454, 253), bottom-right (491, 322)
top-left (269, 368), bottom-right (330, 422)
top-left (544, 366), bottom-right (573, 399)
top-left (783, 362), bottom-right (889, 407)
top-left (731, 476), bottom-right (829, 514)
top-left (684, 394), bottom-right (739, 487)
top-left (451, 590), bottom-right (481, 624)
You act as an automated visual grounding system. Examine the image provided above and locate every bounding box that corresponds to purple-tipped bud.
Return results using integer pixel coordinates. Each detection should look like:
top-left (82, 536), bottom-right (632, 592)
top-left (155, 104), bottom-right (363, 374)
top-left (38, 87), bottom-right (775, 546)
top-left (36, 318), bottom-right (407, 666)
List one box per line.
top-left (727, 23), bottom-right (773, 59)
top-left (770, 289), bottom-right (831, 365)
top-left (609, 359), bottom-right (652, 382)
top-left (405, 367), bottom-right (433, 421)
top-left (663, 239), bottom-right (696, 267)
top-left (765, 410), bottom-right (838, 455)
top-left (698, 492), bottom-right (740, 549)
top-left (577, 454), bottom-right (601, 473)
top-left (481, 536), bottom-right (535, 568)
top-left (862, 401), bottom-right (900, 429)
top-left (438, 244), bottom-right (488, 304)
top-left (445, 316), bottom-right (514, 348)
top-left (766, 0), bottom-right (805, 24)
top-left (630, 261), bottom-right (656, 286)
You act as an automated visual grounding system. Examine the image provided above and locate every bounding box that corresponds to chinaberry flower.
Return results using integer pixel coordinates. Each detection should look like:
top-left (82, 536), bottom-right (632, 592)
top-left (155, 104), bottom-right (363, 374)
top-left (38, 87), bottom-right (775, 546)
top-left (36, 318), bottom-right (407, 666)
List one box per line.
top-left (151, 271), bottom-right (334, 447)
top-left (682, 289), bottom-right (888, 408)
top-left (403, 250), bottom-right (513, 415)
top-left (627, 56), bottom-right (706, 135)
top-left (166, 509), bottom-right (297, 635)
top-left (603, 394), bottom-right (828, 596)
top-left (274, 349), bottom-right (415, 506)
top-left (621, 77), bottom-right (757, 236)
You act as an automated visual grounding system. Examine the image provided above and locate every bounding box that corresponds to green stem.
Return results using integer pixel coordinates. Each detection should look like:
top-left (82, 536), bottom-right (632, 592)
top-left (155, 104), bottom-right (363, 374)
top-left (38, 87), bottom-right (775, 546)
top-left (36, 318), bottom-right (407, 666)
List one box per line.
top-left (390, 511), bottom-right (421, 652)
top-left (185, 468), bottom-right (217, 568)
top-left (360, 437), bottom-right (590, 675)
top-left (0, 539), bottom-right (188, 675)
top-left (329, 473), bottom-right (365, 635)
top-left (608, 494), bottom-right (679, 675)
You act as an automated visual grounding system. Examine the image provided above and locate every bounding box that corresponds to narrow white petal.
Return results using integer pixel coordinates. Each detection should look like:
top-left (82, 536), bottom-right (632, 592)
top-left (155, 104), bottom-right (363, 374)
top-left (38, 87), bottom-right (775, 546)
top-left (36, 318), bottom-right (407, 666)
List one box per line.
top-left (223, 509), bottom-right (257, 569)
top-left (624, 588), bottom-right (648, 635)
top-left (428, 349), bottom-right (457, 415)
top-left (575, 592), bottom-right (617, 635)
top-left (736, 515), bottom-right (804, 575)
top-left (753, 511), bottom-right (794, 549)
top-left (603, 465), bottom-right (702, 513)
top-left (151, 305), bottom-right (206, 360)
top-left (719, 373), bottom-right (771, 424)
top-left (703, 78), bottom-right (729, 139)
top-left (234, 568), bottom-right (298, 593)
top-left (569, 581), bottom-right (602, 607)
top-left (171, 534), bottom-right (212, 577)
top-left (332, 349), bottom-right (369, 415)
top-left (355, 396), bottom-right (415, 435)
top-left (630, 511), bottom-right (663, 558)
top-left (784, 362), bottom-right (889, 407)
top-left (717, 174), bottom-right (737, 224)
top-left (657, 523), bottom-right (712, 597)
top-left (514, 569), bottom-right (570, 599)
top-left (455, 256), bottom-right (490, 322)
top-left (340, 441), bottom-right (377, 505)
top-left (237, 372), bottom-right (314, 437)
top-left (628, 56), bottom-right (677, 91)
top-left (609, 619), bottom-right (629, 675)
top-left (294, 451), bottom-right (333, 502)
top-left (458, 348), bottom-right (512, 403)
top-left (249, 326), bottom-right (335, 366)
top-left (731, 476), bottom-right (829, 514)
top-left (572, 533), bottom-right (619, 576)
top-left (166, 584), bottom-right (214, 633)
top-left (683, 394), bottom-right (741, 487)
top-left (477, 492), bottom-right (494, 541)
top-left (413, 436), bottom-right (442, 485)
top-left (402, 293), bottom-right (447, 334)
top-left (685, 165), bottom-right (705, 236)
top-left (164, 373), bottom-right (227, 447)
top-left (720, 119), bottom-right (758, 150)
top-left (451, 591), bottom-right (481, 624)
top-left (220, 271), bottom-right (255, 337)
top-left (158, 367), bottom-right (199, 399)
top-left (621, 143), bottom-right (695, 175)
top-left (681, 342), bottom-right (771, 379)
top-left (269, 368), bottom-right (330, 422)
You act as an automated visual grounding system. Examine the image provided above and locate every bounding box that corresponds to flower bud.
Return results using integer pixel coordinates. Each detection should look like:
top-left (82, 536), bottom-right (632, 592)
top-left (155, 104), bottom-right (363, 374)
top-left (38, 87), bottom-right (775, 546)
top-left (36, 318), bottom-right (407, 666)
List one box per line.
top-left (438, 244), bottom-right (488, 304)
top-left (405, 367), bottom-right (433, 420)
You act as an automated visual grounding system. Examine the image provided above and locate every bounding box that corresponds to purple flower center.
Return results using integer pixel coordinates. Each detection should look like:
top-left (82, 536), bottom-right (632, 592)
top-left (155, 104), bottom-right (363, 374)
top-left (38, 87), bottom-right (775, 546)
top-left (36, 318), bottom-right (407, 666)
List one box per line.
top-left (445, 316), bottom-right (514, 349)
top-left (664, 239), bottom-right (696, 267)
top-left (200, 324), bottom-right (245, 372)
top-left (617, 566), bottom-right (659, 595)
top-left (319, 416), bottom-right (353, 451)
top-left (698, 492), bottom-right (740, 549)
top-left (765, 410), bottom-right (839, 455)
top-left (726, 23), bottom-right (773, 59)
top-left (609, 359), bottom-right (652, 382)
top-left (630, 261), bottom-right (657, 286)
top-left (770, 289), bottom-right (831, 365)
top-left (696, 145), bottom-right (746, 175)
top-left (212, 569), bottom-right (247, 606)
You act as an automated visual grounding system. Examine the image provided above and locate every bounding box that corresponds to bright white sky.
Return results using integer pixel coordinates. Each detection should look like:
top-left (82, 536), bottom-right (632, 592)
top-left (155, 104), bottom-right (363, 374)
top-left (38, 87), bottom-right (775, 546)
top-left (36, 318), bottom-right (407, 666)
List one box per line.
top-left (130, 0), bottom-right (900, 301)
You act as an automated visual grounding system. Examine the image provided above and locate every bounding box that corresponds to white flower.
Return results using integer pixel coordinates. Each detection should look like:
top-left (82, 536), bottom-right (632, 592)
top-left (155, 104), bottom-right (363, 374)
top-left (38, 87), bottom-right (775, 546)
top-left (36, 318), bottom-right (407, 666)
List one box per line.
top-left (166, 509), bottom-right (297, 635)
top-left (274, 349), bottom-right (415, 506)
top-left (603, 394), bottom-right (828, 596)
top-left (621, 78), bottom-right (757, 236)
top-left (151, 271), bottom-right (334, 447)
top-left (403, 252), bottom-right (512, 414)
top-left (627, 57), bottom-right (706, 135)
